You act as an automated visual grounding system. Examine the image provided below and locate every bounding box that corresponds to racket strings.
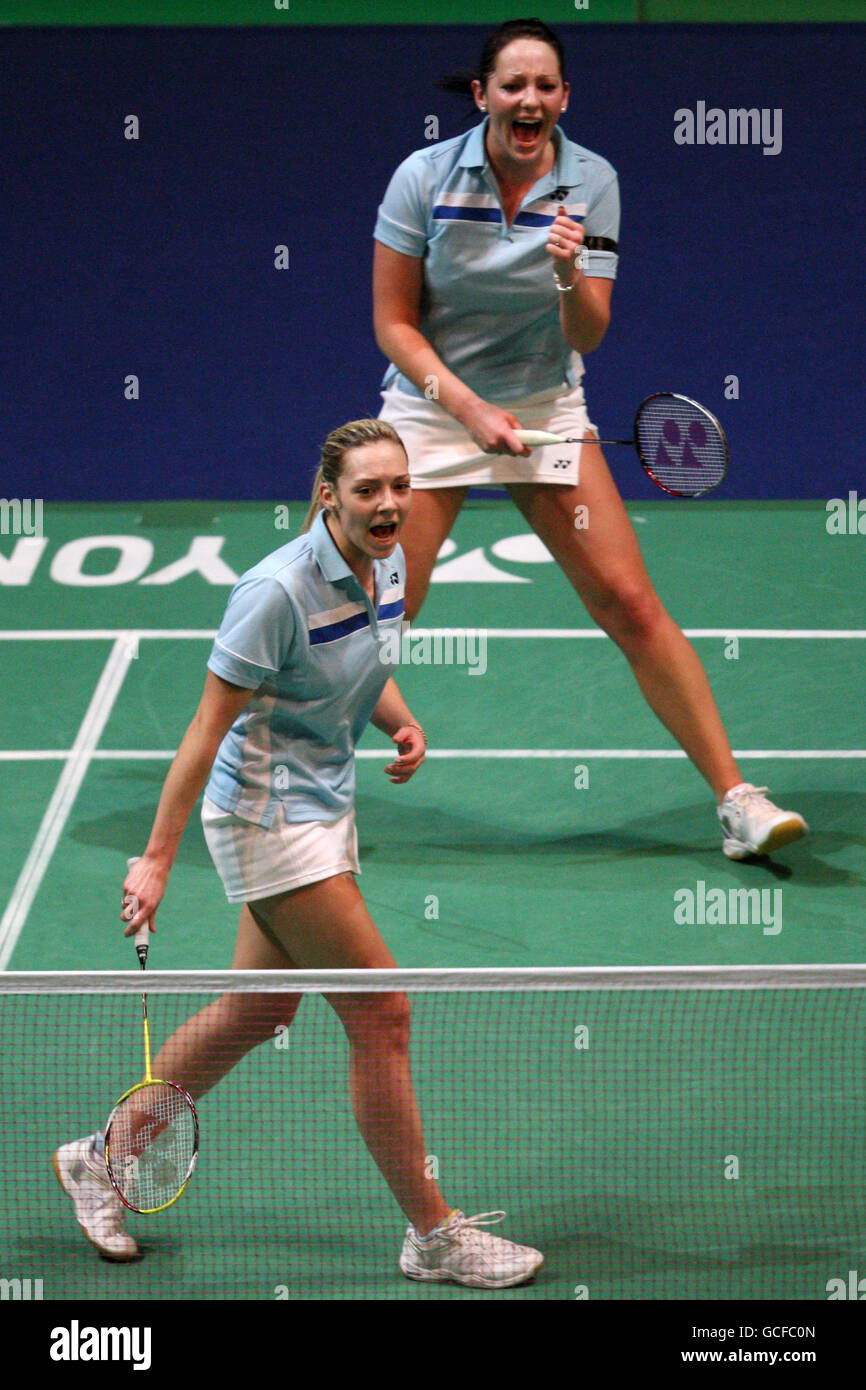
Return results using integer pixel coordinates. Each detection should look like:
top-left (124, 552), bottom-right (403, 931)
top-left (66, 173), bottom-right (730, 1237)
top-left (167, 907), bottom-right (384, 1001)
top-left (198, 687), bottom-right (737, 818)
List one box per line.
top-left (107, 1080), bottom-right (197, 1212)
top-left (635, 397), bottom-right (727, 496)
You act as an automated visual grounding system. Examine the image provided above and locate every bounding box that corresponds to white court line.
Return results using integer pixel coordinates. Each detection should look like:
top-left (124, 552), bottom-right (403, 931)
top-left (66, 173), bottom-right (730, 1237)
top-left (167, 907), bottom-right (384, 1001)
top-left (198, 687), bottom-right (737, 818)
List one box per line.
top-left (0, 630), bottom-right (219, 641)
top-left (378, 749), bottom-right (863, 759)
top-left (0, 749), bottom-right (862, 761)
top-left (0, 628), bottom-right (865, 641)
top-left (0, 751), bottom-right (74, 760)
top-left (0, 636), bottom-right (137, 971)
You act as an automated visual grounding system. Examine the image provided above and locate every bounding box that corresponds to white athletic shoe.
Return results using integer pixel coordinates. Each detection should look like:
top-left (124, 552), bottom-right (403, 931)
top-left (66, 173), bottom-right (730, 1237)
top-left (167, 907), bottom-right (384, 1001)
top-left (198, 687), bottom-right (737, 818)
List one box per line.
top-left (399, 1209), bottom-right (543, 1289)
top-left (53, 1136), bottom-right (140, 1262)
top-left (718, 783), bottom-right (808, 860)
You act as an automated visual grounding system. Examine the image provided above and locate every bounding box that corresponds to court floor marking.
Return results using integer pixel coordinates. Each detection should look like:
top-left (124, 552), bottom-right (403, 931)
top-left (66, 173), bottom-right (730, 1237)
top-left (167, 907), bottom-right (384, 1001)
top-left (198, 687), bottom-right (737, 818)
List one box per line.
top-left (0, 749), bottom-right (862, 760)
top-left (0, 637), bottom-right (136, 971)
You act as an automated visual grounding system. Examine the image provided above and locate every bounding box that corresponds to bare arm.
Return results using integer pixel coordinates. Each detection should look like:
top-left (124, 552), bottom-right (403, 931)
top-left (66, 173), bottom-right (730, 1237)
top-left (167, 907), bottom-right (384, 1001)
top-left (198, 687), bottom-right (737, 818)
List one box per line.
top-left (121, 670), bottom-right (256, 930)
top-left (373, 240), bottom-right (530, 458)
top-left (370, 675), bottom-right (426, 784)
top-left (546, 205), bottom-right (614, 354)
top-left (556, 273), bottom-right (613, 355)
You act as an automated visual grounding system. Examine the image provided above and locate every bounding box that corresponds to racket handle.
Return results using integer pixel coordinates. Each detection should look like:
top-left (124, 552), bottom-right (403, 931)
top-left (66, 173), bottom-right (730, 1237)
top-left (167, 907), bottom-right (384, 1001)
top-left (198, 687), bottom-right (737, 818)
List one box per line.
top-left (514, 429), bottom-right (570, 446)
top-left (513, 428), bottom-right (632, 448)
top-left (125, 856), bottom-right (151, 960)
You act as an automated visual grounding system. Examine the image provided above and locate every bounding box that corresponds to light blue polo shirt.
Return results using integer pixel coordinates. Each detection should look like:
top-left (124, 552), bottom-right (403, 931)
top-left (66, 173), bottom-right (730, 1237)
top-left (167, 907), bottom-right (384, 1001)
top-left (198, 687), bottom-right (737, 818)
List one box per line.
top-left (204, 510), bottom-right (405, 827)
top-left (374, 120), bottom-right (619, 402)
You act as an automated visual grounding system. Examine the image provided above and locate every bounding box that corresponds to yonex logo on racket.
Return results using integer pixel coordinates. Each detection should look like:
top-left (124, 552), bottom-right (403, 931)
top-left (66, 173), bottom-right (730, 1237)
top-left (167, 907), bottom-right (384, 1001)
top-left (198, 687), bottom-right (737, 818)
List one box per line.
top-left (673, 102), bottom-right (782, 156)
top-left (0, 498), bottom-right (43, 538)
top-left (655, 417), bottom-right (710, 472)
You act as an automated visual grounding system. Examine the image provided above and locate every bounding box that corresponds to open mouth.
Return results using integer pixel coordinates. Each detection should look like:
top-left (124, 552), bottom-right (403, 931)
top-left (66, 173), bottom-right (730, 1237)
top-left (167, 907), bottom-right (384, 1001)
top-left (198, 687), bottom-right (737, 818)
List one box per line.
top-left (513, 118), bottom-right (543, 146)
top-left (369, 522), bottom-right (397, 542)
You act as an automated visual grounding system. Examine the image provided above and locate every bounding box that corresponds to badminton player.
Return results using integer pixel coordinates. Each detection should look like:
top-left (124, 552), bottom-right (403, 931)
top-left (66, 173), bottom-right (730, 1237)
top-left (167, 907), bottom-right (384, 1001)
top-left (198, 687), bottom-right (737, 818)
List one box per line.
top-left (373, 18), bottom-right (806, 859)
top-left (54, 418), bottom-right (543, 1290)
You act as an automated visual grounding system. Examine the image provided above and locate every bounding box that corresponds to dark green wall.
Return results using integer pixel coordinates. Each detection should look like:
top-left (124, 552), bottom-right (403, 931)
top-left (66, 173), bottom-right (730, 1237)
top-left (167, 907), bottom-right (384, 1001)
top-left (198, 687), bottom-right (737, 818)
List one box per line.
top-left (2, 1), bottom-right (863, 24)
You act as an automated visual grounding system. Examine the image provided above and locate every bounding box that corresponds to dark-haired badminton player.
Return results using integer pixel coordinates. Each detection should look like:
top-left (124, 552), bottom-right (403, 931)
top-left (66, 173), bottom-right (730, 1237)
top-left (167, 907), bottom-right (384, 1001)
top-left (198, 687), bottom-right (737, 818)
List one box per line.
top-left (373, 18), bottom-right (806, 857)
top-left (54, 418), bottom-right (543, 1289)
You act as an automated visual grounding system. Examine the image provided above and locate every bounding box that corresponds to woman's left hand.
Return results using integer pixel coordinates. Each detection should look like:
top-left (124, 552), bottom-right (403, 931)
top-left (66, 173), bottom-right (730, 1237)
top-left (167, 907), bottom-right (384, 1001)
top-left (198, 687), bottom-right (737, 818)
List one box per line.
top-left (384, 725), bottom-right (427, 783)
top-left (546, 206), bottom-right (585, 288)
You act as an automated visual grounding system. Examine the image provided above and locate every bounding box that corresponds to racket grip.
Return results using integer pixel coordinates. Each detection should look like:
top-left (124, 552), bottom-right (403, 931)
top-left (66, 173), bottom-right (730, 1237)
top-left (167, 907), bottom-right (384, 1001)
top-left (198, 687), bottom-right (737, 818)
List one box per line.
top-left (125, 856), bottom-right (151, 955)
top-left (513, 429), bottom-right (569, 447)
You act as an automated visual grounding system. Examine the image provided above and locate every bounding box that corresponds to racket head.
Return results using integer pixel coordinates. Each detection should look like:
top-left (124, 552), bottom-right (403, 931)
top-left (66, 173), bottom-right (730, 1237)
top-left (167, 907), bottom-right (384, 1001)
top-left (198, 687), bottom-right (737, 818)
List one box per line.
top-left (634, 393), bottom-right (728, 497)
top-left (105, 1078), bottom-right (199, 1214)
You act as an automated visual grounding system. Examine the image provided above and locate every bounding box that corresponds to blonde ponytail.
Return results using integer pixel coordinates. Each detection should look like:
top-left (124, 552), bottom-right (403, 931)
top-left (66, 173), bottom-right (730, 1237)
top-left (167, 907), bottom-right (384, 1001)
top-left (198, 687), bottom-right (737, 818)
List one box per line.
top-left (302, 464), bottom-right (327, 533)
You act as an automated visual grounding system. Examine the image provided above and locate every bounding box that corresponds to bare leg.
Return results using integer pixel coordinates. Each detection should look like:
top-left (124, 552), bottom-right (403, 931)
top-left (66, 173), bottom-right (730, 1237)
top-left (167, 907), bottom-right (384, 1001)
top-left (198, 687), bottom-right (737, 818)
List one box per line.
top-left (399, 485), bottom-right (467, 619)
top-left (508, 442), bottom-right (742, 801)
top-left (151, 905), bottom-right (302, 1100)
top-left (250, 873), bottom-right (451, 1234)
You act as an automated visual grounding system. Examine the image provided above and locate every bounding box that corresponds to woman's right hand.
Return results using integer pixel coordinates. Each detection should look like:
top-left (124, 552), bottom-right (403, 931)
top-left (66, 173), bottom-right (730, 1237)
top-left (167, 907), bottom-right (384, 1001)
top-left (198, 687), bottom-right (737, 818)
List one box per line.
top-left (121, 854), bottom-right (169, 936)
top-left (457, 398), bottom-right (532, 457)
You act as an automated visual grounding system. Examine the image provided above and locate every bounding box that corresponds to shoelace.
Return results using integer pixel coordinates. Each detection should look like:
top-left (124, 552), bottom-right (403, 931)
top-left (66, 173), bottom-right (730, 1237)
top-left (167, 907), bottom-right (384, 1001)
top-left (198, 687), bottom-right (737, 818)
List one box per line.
top-left (731, 784), bottom-right (771, 810)
top-left (439, 1210), bottom-right (507, 1246)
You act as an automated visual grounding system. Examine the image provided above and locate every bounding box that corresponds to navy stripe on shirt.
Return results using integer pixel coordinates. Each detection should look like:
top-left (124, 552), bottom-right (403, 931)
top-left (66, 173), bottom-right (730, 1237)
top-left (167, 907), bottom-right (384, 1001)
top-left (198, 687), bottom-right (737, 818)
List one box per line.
top-left (309, 610), bottom-right (371, 645)
top-left (378, 598), bottom-right (405, 621)
top-left (432, 204), bottom-right (502, 223)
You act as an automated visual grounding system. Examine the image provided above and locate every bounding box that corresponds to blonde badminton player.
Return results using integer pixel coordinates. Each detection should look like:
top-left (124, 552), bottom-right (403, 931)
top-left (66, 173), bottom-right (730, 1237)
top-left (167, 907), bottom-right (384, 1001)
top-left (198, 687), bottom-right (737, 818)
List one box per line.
top-left (54, 418), bottom-right (543, 1290)
top-left (373, 18), bottom-right (806, 859)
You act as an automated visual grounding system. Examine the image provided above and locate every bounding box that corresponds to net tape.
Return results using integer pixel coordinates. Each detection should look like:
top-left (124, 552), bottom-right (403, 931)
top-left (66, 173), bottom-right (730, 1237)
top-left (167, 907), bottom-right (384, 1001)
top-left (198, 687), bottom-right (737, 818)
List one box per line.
top-left (3, 964), bottom-right (866, 993)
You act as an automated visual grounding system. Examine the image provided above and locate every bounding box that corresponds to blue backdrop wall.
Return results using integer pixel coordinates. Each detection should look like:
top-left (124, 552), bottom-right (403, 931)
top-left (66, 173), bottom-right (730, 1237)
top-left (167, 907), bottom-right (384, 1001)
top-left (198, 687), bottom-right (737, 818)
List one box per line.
top-left (4, 23), bottom-right (864, 501)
